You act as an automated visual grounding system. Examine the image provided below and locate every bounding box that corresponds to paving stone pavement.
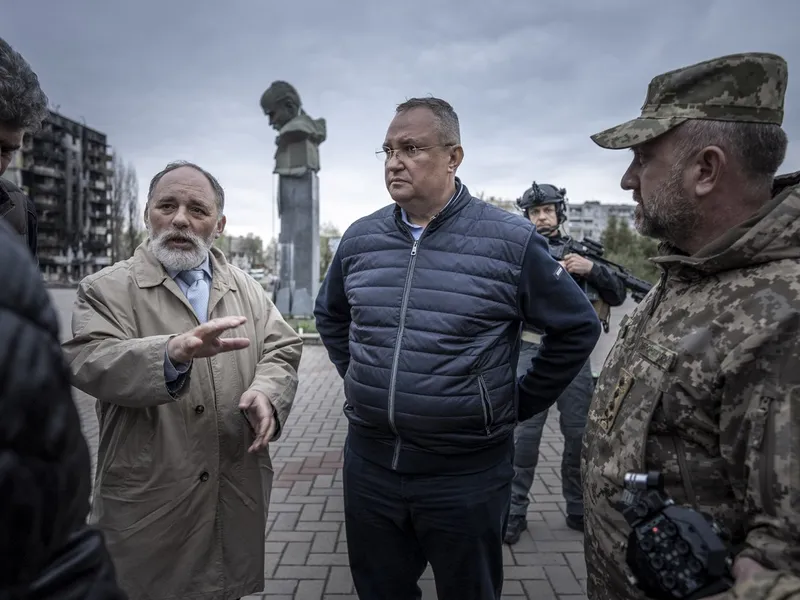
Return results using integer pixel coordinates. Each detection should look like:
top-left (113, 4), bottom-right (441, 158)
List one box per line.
top-left (53, 289), bottom-right (634, 600)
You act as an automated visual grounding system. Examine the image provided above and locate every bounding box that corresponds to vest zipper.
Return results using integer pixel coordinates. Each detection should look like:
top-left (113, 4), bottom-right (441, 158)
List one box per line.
top-left (387, 237), bottom-right (420, 469)
top-left (386, 209), bottom-right (447, 470)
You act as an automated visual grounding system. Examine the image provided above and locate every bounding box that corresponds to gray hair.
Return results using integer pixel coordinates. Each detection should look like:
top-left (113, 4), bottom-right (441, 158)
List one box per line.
top-left (0, 37), bottom-right (49, 131)
top-left (673, 120), bottom-right (788, 193)
top-left (147, 160), bottom-right (225, 215)
top-left (396, 97), bottom-right (461, 146)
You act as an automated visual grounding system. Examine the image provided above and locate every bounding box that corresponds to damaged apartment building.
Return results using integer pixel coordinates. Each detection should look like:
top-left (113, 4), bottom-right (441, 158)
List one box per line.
top-left (3, 110), bottom-right (113, 282)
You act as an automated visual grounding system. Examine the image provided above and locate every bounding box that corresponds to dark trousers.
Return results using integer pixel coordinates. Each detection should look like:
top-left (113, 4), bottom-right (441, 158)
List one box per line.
top-left (343, 440), bottom-right (513, 600)
top-left (510, 340), bottom-right (594, 518)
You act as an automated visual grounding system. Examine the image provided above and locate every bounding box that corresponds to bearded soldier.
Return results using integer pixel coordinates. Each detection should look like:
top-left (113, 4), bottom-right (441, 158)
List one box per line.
top-left (582, 52), bottom-right (800, 600)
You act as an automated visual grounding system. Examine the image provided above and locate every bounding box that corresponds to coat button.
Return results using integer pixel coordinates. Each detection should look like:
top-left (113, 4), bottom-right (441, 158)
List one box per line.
top-left (200, 472), bottom-right (209, 482)
top-left (195, 405), bottom-right (204, 414)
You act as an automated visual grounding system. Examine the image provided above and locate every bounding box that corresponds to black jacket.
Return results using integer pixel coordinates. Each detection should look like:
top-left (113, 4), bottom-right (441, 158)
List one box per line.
top-left (0, 177), bottom-right (38, 261)
top-left (314, 180), bottom-right (601, 475)
top-left (0, 220), bottom-right (125, 599)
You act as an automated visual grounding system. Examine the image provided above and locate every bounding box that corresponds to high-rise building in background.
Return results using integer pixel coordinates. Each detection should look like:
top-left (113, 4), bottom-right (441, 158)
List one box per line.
top-left (3, 110), bottom-right (113, 282)
top-left (565, 201), bottom-right (636, 242)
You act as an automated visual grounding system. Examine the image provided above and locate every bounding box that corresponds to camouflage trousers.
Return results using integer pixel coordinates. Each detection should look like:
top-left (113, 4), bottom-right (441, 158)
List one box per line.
top-left (510, 341), bottom-right (594, 518)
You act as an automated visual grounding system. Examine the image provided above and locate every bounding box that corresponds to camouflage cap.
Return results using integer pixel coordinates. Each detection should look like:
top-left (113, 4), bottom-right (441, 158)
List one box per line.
top-left (591, 52), bottom-right (788, 150)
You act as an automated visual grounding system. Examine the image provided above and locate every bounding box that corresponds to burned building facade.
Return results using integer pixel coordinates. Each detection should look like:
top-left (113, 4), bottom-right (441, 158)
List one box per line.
top-left (4, 110), bottom-right (113, 281)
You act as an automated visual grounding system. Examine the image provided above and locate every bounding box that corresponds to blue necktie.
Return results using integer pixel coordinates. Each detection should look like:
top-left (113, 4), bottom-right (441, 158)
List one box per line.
top-left (178, 269), bottom-right (209, 323)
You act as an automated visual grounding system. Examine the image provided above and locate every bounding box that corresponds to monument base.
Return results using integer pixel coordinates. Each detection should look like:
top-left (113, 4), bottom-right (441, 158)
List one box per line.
top-left (274, 285), bottom-right (315, 319)
top-left (273, 171), bottom-right (319, 319)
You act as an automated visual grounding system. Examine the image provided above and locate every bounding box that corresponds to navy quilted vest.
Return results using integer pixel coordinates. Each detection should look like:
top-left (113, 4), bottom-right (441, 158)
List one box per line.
top-left (332, 182), bottom-right (534, 474)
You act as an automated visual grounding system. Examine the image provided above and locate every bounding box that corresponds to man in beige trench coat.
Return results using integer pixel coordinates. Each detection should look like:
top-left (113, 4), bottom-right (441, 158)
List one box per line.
top-left (62, 161), bottom-right (303, 600)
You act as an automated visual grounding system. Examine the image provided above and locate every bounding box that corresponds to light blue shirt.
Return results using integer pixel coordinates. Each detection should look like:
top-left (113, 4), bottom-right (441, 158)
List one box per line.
top-left (164, 254), bottom-right (213, 384)
top-left (400, 182), bottom-right (462, 241)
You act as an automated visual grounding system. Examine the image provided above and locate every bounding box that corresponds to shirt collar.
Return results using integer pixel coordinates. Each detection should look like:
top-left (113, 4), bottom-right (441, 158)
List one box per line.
top-left (166, 252), bottom-right (212, 280)
top-left (400, 181), bottom-right (462, 229)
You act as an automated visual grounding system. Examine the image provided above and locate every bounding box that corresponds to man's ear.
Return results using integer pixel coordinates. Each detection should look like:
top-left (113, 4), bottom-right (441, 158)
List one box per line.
top-left (692, 145), bottom-right (726, 198)
top-left (216, 215), bottom-right (227, 237)
top-left (448, 145), bottom-right (464, 172)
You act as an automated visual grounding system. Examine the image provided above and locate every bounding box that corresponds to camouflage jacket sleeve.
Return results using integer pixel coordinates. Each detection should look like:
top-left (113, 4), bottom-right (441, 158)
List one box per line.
top-left (718, 312), bottom-right (800, 599)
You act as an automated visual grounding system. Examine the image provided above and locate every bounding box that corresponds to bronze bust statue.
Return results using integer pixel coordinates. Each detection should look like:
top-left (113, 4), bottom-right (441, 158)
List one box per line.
top-left (260, 81), bottom-right (326, 177)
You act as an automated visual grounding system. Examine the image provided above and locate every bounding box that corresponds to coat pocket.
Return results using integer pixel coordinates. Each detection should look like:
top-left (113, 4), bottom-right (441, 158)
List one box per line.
top-left (477, 373), bottom-right (495, 435)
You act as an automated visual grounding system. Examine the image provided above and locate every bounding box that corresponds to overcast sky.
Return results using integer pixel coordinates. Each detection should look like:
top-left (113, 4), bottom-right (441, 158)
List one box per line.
top-left (4, 0), bottom-right (799, 240)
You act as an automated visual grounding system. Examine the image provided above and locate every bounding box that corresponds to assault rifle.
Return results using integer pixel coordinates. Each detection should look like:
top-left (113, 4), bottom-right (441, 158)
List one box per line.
top-left (549, 237), bottom-right (653, 303)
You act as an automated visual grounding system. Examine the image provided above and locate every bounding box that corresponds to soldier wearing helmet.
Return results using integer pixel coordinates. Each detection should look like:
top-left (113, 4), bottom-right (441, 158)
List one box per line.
top-left (504, 181), bottom-right (627, 545)
top-left (516, 182), bottom-right (568, 235)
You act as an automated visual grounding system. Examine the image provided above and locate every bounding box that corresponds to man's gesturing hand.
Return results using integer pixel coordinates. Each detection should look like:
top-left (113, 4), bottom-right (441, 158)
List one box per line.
top-left (239, 390), bottom-right (276, 453)
top-left (167, 316), bottom-right (251, 365)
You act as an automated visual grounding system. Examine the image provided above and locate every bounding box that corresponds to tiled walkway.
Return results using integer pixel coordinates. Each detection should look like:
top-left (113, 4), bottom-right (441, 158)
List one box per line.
top-left (244, 345), bottom-right (588, 600)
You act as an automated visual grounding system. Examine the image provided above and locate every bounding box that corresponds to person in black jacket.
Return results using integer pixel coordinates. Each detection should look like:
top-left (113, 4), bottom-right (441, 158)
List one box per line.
top-left (504, 182), bottom-right (627, 545)
top-left (0, 219), bottom-right (126, 599)
top-left (314, 97), bottom-right (601, 600)
top-left (0, 36), bottom-right (48, 260)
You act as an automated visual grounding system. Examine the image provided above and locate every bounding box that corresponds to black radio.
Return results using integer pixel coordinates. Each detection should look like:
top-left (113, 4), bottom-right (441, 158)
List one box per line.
top-left (616, 471), bottom-right (736, 599)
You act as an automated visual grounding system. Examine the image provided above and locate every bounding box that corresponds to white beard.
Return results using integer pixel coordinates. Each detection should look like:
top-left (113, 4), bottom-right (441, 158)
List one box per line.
top-left (147, 225), bottom-right (215, 272)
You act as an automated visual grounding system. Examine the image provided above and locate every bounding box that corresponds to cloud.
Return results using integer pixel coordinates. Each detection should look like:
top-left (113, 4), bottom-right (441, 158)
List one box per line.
top-left (4, 0), bottom-right (799, 241)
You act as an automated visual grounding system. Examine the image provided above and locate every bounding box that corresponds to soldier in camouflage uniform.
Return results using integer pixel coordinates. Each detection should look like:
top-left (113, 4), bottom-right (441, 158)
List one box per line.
top-left (582, 52), bottom-right (800, 600)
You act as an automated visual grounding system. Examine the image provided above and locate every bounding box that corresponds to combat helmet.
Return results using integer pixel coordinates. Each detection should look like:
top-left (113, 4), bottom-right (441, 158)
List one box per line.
top-left (516, 181), bottom-right (568, 225)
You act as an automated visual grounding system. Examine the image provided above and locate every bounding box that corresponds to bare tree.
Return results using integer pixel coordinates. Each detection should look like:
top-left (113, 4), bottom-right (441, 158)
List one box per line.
top-left (124, 161), bottom-right (141, 257)
top-left (263, 237), bottom-right (278, 275)
top-left (109, 154), bottom-right (127, 262)
top-left (241, 233), bottom-right (264, 266)
top-left (109, 156), bottom-right (143, 260)
top-left (319, 221), bottom-right (341, 279)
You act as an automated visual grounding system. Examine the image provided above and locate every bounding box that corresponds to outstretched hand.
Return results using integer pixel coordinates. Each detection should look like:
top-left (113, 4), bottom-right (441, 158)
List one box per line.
top-left (167, 316), bottom-right (250, 365)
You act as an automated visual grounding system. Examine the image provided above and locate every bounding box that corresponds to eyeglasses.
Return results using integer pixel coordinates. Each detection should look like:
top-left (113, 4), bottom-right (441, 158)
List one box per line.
top-left (375, 144), bottom-right (453, 161)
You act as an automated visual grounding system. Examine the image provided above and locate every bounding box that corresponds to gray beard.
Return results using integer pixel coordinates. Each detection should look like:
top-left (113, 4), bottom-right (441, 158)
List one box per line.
top-left (148, 227), bottom-right (214, 272)
top-left (635, 161), bottom-right (698, 247)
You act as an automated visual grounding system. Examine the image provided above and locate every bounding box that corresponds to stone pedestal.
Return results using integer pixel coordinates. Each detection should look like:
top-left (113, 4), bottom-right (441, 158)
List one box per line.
top-left (273, 171), bottom-right (319, 317)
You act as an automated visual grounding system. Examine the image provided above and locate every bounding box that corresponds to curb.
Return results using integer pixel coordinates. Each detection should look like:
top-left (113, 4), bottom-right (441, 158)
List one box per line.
top-left (45, 282), bottom-right (79, 289)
